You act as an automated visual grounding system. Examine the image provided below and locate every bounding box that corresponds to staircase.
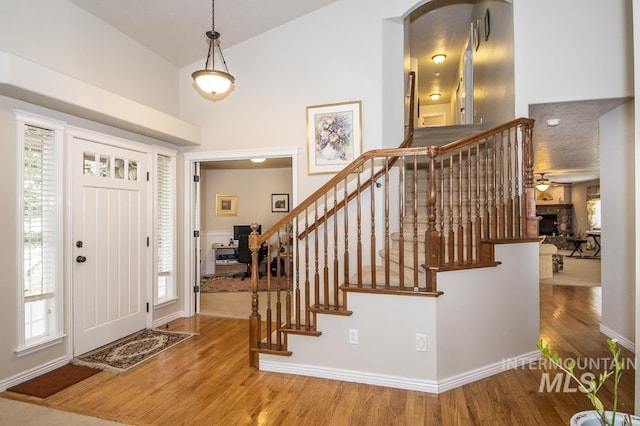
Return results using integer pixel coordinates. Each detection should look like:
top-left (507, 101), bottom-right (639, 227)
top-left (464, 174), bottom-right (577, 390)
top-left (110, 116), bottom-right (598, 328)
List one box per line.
top-left (244, 74), bottom-right (539, 368)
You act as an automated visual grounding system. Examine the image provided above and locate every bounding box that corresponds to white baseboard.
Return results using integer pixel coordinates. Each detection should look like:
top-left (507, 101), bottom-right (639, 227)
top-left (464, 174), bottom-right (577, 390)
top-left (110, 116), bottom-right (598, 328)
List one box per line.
top-left (152, 310), bottom-right (186, 329)
top-left (600, 324), bottom-right (636, 353)
top-left (0, 356), bottom-right (69, 391)
top-left (260, 350), bottom-right (540, 394)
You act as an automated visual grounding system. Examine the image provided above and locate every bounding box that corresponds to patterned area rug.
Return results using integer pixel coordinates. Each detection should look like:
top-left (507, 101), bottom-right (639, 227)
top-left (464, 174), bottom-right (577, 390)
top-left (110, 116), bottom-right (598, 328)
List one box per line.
top-left (73, 329), bottom-right (196, 373)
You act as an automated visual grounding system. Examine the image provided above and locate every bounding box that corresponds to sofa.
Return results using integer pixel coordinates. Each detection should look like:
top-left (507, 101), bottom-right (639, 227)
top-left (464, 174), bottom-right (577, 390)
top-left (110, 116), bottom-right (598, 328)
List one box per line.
top-left (539, 240), bottom-right (558, 279)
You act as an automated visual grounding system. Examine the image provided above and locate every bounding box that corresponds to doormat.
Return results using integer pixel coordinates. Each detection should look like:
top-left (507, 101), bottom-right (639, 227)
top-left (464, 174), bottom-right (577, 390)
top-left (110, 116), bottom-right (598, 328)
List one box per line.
top-left (73, 329), bottom-right (196, 373)
top-left (7, 364), bottom-right (100, 398)
top-left (201, 276), bottom-right (287, 293)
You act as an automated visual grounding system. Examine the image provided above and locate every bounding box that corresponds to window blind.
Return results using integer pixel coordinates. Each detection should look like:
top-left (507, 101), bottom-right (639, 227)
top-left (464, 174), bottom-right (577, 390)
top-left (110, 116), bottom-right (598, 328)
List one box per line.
top-left (23, 124), bottom-right (57, 298)
top-left (157, 154), bottom-right (173, 276)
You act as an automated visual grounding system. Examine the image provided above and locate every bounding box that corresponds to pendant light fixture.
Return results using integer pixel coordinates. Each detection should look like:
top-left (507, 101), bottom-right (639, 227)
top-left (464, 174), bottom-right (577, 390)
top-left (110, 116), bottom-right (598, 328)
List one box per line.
top-left (192, 0), bottom-right (235, 96)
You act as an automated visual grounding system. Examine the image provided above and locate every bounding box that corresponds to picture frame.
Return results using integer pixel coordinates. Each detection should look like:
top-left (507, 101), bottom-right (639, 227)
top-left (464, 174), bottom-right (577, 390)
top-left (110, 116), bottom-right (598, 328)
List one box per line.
top-left (215, 194), bottom-right (237, 216)
top-left (484, 8), bottom-right (490, 41)
top-left (271, 193), bottom-right (290, 213)
top-left (306, 100), bottom-right (362, 174)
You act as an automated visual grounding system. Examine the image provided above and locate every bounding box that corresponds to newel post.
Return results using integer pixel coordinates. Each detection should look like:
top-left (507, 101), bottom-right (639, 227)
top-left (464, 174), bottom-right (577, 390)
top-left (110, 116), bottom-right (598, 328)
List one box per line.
top-left (424, 147), bottom-right (441, 292)
top-left (248, 222), bottom-right (261, 368)
top-left (522, 123), bottom-right (538, 238)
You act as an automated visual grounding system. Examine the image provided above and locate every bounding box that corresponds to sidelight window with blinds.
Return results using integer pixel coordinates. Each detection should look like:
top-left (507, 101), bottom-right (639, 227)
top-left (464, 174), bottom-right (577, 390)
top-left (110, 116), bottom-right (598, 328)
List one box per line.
top-left (155, 151), bottom-right (176, 305)
top-left (17, 113), bottom-right (64, 353)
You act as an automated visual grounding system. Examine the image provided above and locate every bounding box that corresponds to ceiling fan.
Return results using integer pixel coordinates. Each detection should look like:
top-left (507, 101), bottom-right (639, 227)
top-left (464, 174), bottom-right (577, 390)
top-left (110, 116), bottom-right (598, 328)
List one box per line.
top-left (535, 173), bottom-right (570, 191)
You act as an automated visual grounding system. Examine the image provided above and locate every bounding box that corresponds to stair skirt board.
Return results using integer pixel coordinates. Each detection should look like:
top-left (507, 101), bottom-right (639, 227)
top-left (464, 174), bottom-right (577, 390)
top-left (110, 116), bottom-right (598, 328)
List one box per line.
top-left (260, 350), bottom-right (540, 394)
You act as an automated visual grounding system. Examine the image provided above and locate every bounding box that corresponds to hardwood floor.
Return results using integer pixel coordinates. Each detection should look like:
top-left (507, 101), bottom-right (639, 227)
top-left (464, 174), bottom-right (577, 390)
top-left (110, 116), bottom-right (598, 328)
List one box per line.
top-left (2, 285), bottom-right (635, 425)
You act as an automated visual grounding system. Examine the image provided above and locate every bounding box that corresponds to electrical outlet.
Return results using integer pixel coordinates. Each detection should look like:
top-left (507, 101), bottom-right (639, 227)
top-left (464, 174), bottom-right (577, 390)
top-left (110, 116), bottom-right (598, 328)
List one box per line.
top-left (349, 329), bottom-right (358, 344)
top-left (415, 333), bottom-right (427, 352)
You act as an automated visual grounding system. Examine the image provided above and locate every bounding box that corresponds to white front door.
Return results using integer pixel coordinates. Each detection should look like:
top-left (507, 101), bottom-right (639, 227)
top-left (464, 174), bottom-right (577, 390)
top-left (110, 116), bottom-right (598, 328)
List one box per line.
top-left (72, 138), bottom-right (149, 355)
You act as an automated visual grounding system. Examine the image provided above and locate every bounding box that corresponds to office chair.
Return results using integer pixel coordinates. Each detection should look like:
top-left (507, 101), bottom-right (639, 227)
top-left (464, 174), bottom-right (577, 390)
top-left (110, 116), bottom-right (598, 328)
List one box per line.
top-left (234, 234), bottom-right (266, 280)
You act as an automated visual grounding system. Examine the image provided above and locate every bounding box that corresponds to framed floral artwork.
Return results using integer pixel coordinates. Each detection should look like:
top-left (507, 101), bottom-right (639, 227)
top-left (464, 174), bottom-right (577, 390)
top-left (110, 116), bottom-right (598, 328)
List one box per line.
top-left (306, 100), bottom-right (362, 174)
top-left (215, 194), bottom-right (237, 216)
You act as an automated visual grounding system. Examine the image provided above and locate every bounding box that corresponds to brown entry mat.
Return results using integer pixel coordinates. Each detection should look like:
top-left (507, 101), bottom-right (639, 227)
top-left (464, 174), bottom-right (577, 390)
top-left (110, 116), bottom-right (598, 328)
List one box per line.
top-left (7, 364), bottom-right (100, 398)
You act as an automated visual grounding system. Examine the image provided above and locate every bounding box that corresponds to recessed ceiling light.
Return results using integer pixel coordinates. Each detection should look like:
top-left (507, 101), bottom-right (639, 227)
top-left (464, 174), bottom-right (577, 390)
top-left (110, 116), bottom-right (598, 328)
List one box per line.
top-left (431, 54), bottom-right (446, 64)
top-left (251, 157), bottom-right (266, 163)
top-left (429, 93), bottom-right (441, 101)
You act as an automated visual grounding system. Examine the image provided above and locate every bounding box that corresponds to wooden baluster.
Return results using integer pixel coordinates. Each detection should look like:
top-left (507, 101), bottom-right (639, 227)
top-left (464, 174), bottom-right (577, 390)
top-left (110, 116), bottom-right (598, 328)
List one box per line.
top-left (497, 134), bottom-right (505, 238)
top-left (295, 215), bottom-right (301, 329)
top-left (265, 231), bottom-right (274, 347)
top-left (490, 135), bottom-right (498, 239)
top-left (448, 153), bottom-right (455, 263)
top-left (439, 157), bottom-right (444, 263)
top-left (323, 194), bottom-right (329, 309)
top-left (506, 130), bottom-right (514, 238)
top-left (398, 157), bottom-right (405, 289)
top-left (313, 201), bottom-right (320, 309)
top-left (412, 156), bottom-right (419, 287)
top-left (273, 231), bottom-right (280, 348)
top-left (356, 169), bottom-right (363, 287)
top-left (483, 140), bottom-right (490, 241)
top-left (457, 150), bottom-right (464, 263)
top-left (343, 177), bottom-right (350, 287)
top-left (475, 142), bottom-right (482, 261)
top-left (304, 208), bottom-right (311, 330)
top-left (249, 222), bottom-right (261, 368)
top-left (370, 158), bottom-right (377, 288)
top-left (513, 130), bottom-right (521, 238)
top-left (424, 147), bottom-right (439, 292)
top-left (522, 122), bottom-right (538, 238)
top-left (384, 158), bottom-right (390, 287)
top-left (466, 145), bottom-right (473, 262)
top-left (333, 187), bottom-right (339, 307)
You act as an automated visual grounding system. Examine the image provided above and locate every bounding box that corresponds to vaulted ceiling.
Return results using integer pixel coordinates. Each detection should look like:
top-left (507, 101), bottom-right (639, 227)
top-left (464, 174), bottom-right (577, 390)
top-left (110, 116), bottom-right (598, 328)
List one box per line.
top-left (69, 0), bottom-right (611, 182)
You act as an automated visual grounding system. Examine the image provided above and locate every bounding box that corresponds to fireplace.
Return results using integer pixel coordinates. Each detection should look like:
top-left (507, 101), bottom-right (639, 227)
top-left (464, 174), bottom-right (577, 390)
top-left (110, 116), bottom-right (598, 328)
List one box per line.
top-left (539, 214), bottom-right (557, 236)
top-left (536, 203), bottom-right (573, 236)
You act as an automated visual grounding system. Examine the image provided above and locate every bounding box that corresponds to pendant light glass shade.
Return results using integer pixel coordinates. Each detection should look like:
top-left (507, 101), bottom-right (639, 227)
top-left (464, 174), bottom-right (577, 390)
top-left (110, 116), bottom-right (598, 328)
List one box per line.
top-left (192, 69), bottom-right (234, 95)
top-left (192, 0), bottom-right (235, 96)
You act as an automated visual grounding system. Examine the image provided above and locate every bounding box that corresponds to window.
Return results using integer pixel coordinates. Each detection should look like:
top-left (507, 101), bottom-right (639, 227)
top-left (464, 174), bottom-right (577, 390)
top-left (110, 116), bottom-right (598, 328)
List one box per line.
top-left (586, 185), bottom-right (601, 229)
top-left (155, 151), bottom-right (176, 305)
top-left (17, 113), bottom-right (64, 353)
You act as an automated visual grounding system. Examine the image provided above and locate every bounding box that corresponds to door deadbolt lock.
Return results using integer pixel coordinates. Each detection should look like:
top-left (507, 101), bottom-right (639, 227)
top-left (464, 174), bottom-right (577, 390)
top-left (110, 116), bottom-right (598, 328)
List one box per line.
top-left (76, 255), bottom-right (87, 263)
top-left (76, 241), bottom-right (83, 248)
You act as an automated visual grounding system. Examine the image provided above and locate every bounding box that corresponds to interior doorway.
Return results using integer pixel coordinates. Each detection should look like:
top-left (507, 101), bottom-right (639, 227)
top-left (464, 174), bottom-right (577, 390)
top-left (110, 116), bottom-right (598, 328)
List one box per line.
top-left (182, 147), bottom-right (298, 317)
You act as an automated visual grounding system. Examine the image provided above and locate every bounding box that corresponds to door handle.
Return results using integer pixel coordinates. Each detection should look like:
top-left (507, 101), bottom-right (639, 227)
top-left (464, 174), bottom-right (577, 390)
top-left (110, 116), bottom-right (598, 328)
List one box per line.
top-left (76, 255), bottom-right (87, 263)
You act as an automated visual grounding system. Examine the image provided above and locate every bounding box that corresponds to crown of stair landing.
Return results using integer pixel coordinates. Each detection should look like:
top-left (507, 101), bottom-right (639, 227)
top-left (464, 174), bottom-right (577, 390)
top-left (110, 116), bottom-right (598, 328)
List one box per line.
top-left (412, 123), bottom-right (484, 147)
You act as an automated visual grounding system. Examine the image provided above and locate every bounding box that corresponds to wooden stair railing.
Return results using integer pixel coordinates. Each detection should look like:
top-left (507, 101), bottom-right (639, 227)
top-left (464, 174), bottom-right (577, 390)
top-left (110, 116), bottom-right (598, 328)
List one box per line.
top-left (246, 74), bottom-right (537, 367)
top-left (248, 117), bottom-right (537, 367)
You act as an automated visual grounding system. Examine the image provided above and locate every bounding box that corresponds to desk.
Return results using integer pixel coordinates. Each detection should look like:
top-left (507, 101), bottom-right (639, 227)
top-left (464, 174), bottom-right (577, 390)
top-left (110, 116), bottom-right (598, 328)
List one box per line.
top-left (211, 244), bottom-right (245, 277)
top-left (586, 230), bottom-right (601, 257)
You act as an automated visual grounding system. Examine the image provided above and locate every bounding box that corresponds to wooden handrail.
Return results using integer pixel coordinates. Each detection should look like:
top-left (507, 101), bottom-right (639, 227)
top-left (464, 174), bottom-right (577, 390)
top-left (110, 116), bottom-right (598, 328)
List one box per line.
top-left (257, 72), bottom-right (417, 245)
top-left (249, 71), bottom-right (537, 368)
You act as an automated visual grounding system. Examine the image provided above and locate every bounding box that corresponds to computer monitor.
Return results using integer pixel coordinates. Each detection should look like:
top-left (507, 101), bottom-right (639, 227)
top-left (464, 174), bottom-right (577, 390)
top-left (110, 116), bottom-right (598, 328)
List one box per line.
top-left (233, 224), bottom-right (261, 241)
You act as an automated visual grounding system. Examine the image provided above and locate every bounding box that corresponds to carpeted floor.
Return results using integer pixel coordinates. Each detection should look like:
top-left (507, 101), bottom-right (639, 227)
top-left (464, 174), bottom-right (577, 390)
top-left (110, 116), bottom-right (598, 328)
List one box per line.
top-left (540, 250), bottom-right (601, 287)
top-left (200, 275), bottom-right (288, 293)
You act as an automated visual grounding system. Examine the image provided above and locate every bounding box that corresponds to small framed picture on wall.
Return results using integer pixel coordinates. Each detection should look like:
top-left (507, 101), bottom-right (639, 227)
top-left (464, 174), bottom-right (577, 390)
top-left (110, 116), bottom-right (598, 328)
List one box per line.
top-left (216, 194), bottom-right (237, 216)
top-left (271, 193), bottom-right (289, 213)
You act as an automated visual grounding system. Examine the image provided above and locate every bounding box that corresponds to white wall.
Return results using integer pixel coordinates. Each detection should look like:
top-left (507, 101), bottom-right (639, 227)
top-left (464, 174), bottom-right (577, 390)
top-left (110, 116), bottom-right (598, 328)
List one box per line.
top-left (0, 0), bottom-right (179, 115)
top-left (513, 0), bottom-right (633, 116)
top-left (633, 0), bottom-right (640, 413)
top-left (260, 243), bottom-right (539, 393)
top-left (600, 102), bottom-right (636, 346)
